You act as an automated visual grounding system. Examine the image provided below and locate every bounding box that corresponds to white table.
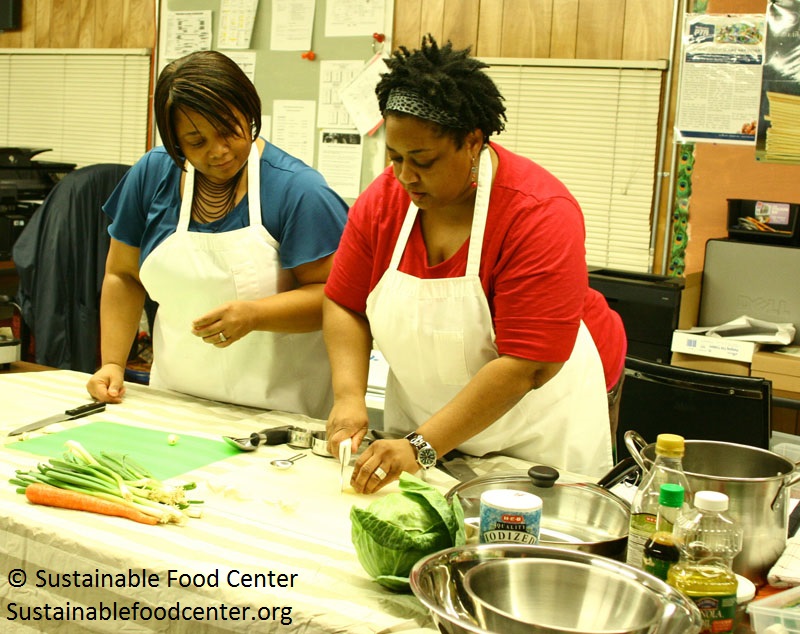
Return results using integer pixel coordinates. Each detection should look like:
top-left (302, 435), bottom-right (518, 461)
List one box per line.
top-left (0, 370), bottom-right (457, 634)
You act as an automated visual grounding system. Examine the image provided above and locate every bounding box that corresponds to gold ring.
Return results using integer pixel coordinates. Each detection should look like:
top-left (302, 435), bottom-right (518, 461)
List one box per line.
top-left (374, 466), bottom-right (387, 480)
top-left (218, 332), bottom-right (227, 343)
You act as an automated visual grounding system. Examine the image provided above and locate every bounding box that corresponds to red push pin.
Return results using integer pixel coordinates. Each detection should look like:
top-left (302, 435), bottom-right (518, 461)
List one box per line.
top-left (373, 32), bottom-right (385, 43)
top-left (301, 51), bottom-right (316, 61)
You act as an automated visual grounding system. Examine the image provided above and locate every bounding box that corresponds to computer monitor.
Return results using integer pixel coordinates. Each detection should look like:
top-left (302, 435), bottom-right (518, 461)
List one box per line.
top-left (699, 238), bottom-right (800, 344)
top-left (0, 0), bottom-right (21, 32)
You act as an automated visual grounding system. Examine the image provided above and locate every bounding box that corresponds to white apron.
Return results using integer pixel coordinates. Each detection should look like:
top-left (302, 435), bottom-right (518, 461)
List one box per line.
top-left (366, 148), bottom-right (612, 478)
top-left (139, 143), bottom-right (333, 419)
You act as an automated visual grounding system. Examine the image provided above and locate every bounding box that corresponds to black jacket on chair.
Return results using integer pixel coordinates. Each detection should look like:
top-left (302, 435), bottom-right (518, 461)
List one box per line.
top-left (12, 163), bottom-right (131, 373)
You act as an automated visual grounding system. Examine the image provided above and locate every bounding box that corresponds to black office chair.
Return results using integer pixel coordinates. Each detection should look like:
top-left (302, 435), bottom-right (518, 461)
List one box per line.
top-left (615, 355), bottom-right (772, 461)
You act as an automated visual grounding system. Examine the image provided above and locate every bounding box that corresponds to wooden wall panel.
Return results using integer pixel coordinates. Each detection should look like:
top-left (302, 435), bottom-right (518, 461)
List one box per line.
top-left (575, 0), bottom-right (625, 59)
top-left (34, 0), bottom-right (53, 48)
top-left (419, 0), bottom-right (446, 44)
top-left (442, 0), bottom-right (479, 51)
top-left (96, 0), bottom-right (126, 48)
top-left (623, 0), bottom-right (674, 60)
top-left (392, 0), bottom-right (423, 52)
top-left (78, 0), bottom-right (96, 48)
top-left (0, 0), bottom-right (154, 49)
top-left (500, 0), bottom-right (552, 58)
top-left (50, 0), bottom-right (80, 48)
top-left (550, 0), bottom-right (579, 58)
top-left (476, 1), bottom-right (503, 56)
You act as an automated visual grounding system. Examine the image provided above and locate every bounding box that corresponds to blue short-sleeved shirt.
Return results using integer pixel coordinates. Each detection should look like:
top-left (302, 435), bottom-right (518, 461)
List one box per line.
top-left (104, 141), bottom-right (348, 268)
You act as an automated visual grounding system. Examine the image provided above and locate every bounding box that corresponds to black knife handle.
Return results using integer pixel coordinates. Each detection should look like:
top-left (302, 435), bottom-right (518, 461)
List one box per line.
top-left (249, 425), bottom-right (292, 447)
top-left (65, 402), bottom-right (106, 419)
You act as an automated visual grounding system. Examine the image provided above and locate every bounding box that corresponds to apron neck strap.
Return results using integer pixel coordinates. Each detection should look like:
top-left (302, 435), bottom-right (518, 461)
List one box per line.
top-left (465, 146), bottom-right (493, 276)
top-left (246, 141), bottom-right (261, 227)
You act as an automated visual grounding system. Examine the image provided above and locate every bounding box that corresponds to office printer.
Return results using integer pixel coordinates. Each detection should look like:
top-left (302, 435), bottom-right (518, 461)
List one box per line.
top-left (0, 147), bottom-right (75, 260)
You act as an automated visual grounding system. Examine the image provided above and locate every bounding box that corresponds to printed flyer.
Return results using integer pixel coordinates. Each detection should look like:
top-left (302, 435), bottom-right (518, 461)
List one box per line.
top-left (676, 14), bottom-right (766, 144)
top-left (756, 0), bottom-right (800, 164)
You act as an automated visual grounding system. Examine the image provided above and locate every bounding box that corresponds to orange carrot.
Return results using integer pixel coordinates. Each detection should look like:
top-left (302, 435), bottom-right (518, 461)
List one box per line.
top-left (24, 483), bottom-right (159, 525)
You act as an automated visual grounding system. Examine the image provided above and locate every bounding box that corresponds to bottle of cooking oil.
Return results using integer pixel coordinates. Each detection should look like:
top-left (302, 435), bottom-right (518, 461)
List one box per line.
top-left (642, 483), bottom-right (684, 580)
top-left (626, 433), bottom-right (692, 569)
top-left (667, 491), bottom-right (743, 634)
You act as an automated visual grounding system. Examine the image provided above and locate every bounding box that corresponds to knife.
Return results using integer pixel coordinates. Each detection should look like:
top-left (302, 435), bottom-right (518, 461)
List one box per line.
top-left (437, 455), bottom-right (480, 482)
top-left (339, 438), bottom-right (352, 492)
top-left (8, 401), bottom-right (106, 436)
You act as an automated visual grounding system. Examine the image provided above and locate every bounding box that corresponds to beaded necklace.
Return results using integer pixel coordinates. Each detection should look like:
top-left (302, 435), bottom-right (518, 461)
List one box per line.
top-left (192, 164), bottom-right (246, 223)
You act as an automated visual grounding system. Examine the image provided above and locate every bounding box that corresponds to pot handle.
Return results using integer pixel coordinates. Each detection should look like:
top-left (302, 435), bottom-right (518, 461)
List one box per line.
top-left (771, 470), bottom-right (800, 512)
top-left (624, 430), bottom-right (649, 472)
top-left (596, 456), bottom-right (641, 490)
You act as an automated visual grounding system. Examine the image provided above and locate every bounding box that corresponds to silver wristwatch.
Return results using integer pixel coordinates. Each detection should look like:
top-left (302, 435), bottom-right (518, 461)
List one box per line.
top-left (405, 432), bottom-right (437, 470)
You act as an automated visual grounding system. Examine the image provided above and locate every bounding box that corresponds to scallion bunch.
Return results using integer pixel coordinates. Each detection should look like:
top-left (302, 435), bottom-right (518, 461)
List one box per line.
top-left (10, 440), bottom-right (201, 525)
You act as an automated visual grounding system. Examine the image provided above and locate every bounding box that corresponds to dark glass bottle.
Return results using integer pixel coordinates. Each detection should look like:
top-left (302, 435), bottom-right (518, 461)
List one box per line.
top-left (642, 482), bottom-right (684, 580)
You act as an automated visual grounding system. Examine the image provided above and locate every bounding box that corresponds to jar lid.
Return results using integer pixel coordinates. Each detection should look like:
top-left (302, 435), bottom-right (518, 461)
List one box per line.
top-left (659, 483), bottom-right (685, 508)
top-left (480, 489), bottom-right (543, 512)
top-left (655, 433), bottom-right (685, 457)
top-left (695, 490), bottom-right (729, 512)
top-left (736, 574), bottom-right (756, 604)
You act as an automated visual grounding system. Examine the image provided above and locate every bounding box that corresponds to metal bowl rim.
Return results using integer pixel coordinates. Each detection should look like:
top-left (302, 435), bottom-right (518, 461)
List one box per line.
top-left (409, 543), bottom-right (702, 634)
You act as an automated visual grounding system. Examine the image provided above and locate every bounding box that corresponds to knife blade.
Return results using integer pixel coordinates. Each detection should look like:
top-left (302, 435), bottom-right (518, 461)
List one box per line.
top-left (8, 401), bottom-right (106, 436)
top-left (437, 455), bottom-right (480, 482)
top-left (339, 438), bottom-right (352, 492)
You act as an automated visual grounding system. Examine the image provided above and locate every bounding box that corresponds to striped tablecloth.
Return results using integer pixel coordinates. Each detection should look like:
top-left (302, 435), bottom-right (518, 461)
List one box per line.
top-left (0, 370), bottom-right (452, 634)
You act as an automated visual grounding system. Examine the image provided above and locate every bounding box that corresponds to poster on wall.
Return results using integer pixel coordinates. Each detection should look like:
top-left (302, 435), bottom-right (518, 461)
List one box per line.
top-left (756, 0), bottom-right (800, 164)
top-left (675, 14), bottom-right (766, 144)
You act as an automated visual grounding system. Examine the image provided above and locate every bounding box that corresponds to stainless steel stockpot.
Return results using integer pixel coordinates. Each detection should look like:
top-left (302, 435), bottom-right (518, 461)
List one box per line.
top-left (626, 430), bottom-right (800, 586)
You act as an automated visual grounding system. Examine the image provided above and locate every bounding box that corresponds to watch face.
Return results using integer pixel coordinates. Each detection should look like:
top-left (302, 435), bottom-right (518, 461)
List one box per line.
top-left (418, 446), bottom-right (437, 468)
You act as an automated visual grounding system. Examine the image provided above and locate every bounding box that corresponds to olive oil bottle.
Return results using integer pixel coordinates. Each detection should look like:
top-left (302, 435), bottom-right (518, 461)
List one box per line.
top-left (626, 433), bottom-right (692, 569)
top-left (667, 491), bottom-right (743, 634)
top-left (642, 483), bottom-right (684, 580)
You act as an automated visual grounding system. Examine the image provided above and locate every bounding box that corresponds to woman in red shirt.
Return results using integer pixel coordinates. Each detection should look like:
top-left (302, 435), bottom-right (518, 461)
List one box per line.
top-left (324, 35), bottom-right (626, 491)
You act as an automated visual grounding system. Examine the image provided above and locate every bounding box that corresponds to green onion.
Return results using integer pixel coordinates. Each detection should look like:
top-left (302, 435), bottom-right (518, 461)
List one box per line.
top-left (9, 441), bottom-right (202, 526)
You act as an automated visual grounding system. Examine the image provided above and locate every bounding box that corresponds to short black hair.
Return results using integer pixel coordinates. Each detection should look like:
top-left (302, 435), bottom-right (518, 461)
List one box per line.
top-left (376, 34), bottom-right (506, 145)
top-left (154, 50), bottom-right (262, 169)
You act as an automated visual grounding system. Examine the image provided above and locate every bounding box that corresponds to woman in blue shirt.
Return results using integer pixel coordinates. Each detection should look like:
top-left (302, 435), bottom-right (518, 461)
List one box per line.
top-left (86, 50), bottom-right (348, 418)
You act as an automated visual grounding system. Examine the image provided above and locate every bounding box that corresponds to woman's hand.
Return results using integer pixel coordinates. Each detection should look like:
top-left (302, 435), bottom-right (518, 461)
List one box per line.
top-left (191, 301), bottom-right (256, 347)
top-left (86, 363), bottom-right (126, 403)
top-left (349, 438), bottom-right (418, 494)
top-left (326, 397), bottom-right (370, 457)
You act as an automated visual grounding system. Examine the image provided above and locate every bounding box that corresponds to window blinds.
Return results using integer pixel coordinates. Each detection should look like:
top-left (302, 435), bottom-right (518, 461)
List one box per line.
top-left (0, 49), bottom-right (151, 169)
top-left (482, 59), bottom-right (666, 272)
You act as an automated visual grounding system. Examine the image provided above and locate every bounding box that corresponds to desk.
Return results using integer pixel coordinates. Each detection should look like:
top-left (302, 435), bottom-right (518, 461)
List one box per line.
top-left (0, 370), bottom-right (455, 633)
top-left (0, 361), bottom-right (50, 374)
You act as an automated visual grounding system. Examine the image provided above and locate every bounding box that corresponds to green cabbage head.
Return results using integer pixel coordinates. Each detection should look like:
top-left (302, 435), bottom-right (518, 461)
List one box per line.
top-left (350, 472), bottom-right (466, 592)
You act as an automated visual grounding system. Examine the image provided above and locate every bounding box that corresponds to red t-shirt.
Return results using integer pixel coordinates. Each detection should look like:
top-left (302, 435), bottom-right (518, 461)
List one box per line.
top-left (325, 143), bottom-right (626, 389)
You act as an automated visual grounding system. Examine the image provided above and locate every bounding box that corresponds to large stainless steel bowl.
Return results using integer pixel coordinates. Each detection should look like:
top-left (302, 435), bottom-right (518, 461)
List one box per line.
top-left (409, 544), bottom-right (703, 634)
top-left (464, 558), bottom-right (664, 633)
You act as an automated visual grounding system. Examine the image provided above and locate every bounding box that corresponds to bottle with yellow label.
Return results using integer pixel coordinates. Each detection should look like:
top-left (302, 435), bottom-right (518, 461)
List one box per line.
top-left (667, 491), bottom-right (743, 634)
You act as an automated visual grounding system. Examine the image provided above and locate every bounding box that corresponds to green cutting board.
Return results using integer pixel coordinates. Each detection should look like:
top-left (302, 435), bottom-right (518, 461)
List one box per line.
top-left (6, 421), bottom-right (239, 480)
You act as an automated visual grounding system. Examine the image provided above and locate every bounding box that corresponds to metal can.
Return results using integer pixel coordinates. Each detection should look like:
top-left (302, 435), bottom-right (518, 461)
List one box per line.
top-left (479, 489), bottom-right (542, 545)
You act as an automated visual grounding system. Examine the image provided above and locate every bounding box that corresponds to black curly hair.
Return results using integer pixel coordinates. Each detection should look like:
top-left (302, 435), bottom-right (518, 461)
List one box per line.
top-left (376, 34), bottom-right (506, 146)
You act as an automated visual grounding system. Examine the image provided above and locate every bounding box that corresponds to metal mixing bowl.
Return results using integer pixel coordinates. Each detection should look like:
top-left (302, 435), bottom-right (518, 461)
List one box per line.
top-left (409, 544), bottom-right (702, 634)
top-left (464, 558), bottom-right (663, 633)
